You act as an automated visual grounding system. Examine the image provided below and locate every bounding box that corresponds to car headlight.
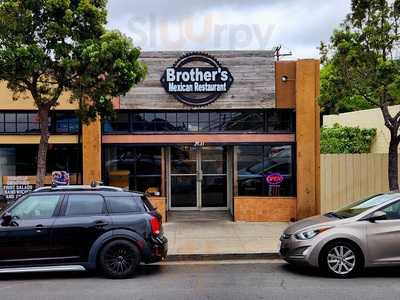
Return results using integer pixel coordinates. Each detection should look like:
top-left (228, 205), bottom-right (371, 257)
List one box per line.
top-left (294, 227), bottom-right (332, 240)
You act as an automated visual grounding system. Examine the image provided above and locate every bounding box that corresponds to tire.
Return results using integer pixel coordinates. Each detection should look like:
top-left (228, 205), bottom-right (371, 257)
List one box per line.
top-left (99, 240), bottom-right (141, 279)
top-left (319, 241), bottom-right (363, 278)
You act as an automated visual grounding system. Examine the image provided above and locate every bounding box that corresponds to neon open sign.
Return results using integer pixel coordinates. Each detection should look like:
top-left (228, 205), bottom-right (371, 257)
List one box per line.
top-left (266, 173), bottom-right (284, 186)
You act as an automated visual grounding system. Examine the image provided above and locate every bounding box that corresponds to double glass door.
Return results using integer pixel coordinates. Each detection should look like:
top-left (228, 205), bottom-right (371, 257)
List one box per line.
top-left (170, 146), bottom-right (227, 210)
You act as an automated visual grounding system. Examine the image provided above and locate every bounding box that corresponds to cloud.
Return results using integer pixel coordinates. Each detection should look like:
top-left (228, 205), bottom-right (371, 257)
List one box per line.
top-left (106, 0), bottom-right (351, 58)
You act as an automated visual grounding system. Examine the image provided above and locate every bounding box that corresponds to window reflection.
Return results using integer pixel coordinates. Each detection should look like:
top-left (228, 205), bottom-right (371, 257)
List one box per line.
top-left (104, 146), bottom-right (162, 195)
top-left (237, 145), bottom-right (295, 197)
top-left (103, 110), bottom-right (295, 134)
top-left (0, 111), bottom-right (79, 134)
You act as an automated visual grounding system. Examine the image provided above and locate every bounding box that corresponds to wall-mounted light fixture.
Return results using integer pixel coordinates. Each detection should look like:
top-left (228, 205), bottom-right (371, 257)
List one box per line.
top-left (281, 75), bottom-right (295, 83)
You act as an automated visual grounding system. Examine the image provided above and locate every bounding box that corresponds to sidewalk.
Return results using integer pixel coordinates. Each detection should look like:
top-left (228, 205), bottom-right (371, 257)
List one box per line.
top-left (164, 217), bottom-right (288, 259)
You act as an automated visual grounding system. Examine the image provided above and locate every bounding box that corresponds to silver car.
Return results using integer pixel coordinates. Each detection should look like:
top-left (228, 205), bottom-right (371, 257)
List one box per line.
top-left (280, 192), bottom-right (400, 278)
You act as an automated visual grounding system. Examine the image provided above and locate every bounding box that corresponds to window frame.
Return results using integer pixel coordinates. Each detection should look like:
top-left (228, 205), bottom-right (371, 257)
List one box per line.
top-left (60, 194), bottom-right (108, 217)
top-left (0, 110), bottom-right (80, 135)
top-left (102, 109), bottom-right (296, 135)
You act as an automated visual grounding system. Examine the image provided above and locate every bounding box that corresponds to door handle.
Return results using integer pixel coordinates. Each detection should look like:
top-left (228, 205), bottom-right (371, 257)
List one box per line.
top-left (35, 224), bottom-right (45, 233)
top-left (94, 220), bottom-right (108, 228)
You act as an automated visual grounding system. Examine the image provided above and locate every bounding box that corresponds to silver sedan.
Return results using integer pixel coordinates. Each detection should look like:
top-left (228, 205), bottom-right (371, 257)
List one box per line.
top-left (280, 192), bottom-right (400, 278)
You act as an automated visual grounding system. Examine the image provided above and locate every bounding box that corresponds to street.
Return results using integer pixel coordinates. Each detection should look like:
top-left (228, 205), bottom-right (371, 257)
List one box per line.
top-left (0, 260), bottom-right (399, 300)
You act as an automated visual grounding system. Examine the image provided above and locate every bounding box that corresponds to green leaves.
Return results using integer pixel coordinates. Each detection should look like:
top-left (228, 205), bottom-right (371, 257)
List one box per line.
top-left (321, 124), bottom-right (377, 154)
top-left (0, 0), bottom-right (146, 120)
top-left (320, 0), bottom-right (400, 115)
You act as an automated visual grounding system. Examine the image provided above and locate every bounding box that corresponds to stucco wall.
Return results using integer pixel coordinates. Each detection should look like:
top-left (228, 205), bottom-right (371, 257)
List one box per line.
top-left (323, 105), bottom-right (400, 153)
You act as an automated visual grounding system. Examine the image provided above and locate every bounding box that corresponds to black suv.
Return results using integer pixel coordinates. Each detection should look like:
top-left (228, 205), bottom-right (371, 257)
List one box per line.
top-left (0, 185), bottom-right (168, 279)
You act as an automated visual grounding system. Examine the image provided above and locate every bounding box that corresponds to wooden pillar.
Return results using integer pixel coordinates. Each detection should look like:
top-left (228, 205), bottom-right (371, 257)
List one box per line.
top-left (295, 59), bottom-right (320, 219)
top-left (82, 118), bottom-right (102, 185)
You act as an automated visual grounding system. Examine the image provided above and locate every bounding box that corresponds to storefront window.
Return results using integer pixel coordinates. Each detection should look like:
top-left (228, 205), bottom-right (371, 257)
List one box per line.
top-left (237, 144), bottom-right (295, 197)
top-left (103, 110), bottom-right (296, 134)
top-left (0, 145), bottom-right (82, 201)
top-left (0, 111), bottom-right (79, 134)
top-left (103, 145), bottom-right (162, 195)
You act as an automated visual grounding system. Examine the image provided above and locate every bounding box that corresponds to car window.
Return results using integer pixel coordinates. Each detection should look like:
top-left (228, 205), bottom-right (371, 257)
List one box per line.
top-left (10, 195), bottom-right (60, 220)
top-left (382, 201), bottom-right (400, 220)
top-left (65, 195), bottom-right (105, 216)
top-left (107, 196), bottom-right (144, 214)
top-left (334, 194), bottom-right (396, 219)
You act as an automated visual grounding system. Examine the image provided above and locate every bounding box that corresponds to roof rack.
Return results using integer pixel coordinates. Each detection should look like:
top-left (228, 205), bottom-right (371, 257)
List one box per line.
top-left (33, 185), bottom-right (124, 193)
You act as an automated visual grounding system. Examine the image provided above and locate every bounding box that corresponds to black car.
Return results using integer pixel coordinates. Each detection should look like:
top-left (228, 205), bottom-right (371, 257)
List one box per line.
top-left (0, 185), bottom-right (168, 279)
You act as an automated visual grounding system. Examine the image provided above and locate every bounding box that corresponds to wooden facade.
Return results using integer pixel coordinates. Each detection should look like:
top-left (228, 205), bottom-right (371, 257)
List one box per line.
top-left (120, 51), bottom-right (276, 110)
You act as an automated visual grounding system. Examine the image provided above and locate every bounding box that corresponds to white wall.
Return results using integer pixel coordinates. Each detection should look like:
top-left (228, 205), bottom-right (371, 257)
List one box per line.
top-left (323, 105), bottom-right (400, 153)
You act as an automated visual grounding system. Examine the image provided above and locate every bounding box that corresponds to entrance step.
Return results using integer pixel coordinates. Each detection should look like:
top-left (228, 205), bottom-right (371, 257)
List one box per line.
top-left (168, 211), bottom-right (232, 223)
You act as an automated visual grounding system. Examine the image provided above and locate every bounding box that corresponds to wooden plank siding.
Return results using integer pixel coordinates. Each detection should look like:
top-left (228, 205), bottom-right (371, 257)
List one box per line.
top-left (120, 51), bottom-right (276, 110)
top-left (320, 154), bottom-right (392, 214)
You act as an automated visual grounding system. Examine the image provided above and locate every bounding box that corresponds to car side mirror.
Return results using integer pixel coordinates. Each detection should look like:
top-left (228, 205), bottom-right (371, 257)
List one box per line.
top-left (367, 211), bottom-right (387, 223)
top-left (1, 212), bottom-right (12, 226)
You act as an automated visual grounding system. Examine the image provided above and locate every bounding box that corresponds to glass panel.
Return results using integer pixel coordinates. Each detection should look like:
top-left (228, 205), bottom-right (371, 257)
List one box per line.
top-left (201, 146), bottom-right (226, 174)
top-left (171, 146), bottom-right (196, 174)
top-left (171, 176), bottom-right (197, 208)
top-left (267, 110), bottom-right (294, 133)
top-left (104, 112), bottom-right (129, 133)
top-left (5, 123), bottom-right (16, 133)
top-left (202, 175), bottom-right (227, 207)
top-left (166, 112), bottom-right (177, 130)
top-left (199, 112), bottom-right (210, 132)
top-left (10, 195), bottom-right (60, 220)
top-left (17, 123), bottom-right (28, 133)
top-left (176, 112), bottom-right (188, 131)
top-left (4, 113), bottom-right (15, 123)
top-left (103, 145), bottom-right (161, 194)
top-left (107, 196), bottom-right (143, 214)
top-left (16, 113), bottom-right (27, 123)
top-left (237, 145), bottom-right (295, 197)
top-left (187, 113), bottom-right (199, 132)
top-left (238, 145), bottom-right (267, 196)
top-left (65, 195), bottom-right (104, 216)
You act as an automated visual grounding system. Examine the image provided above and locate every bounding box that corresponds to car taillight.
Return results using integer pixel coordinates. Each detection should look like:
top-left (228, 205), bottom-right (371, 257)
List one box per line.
top-left (150, 216), bottom-right (161, 236)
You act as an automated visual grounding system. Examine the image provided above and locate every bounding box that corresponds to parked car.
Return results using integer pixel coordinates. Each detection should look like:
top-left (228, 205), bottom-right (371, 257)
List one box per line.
top-left (280, 192), bottom-right (400, 278)
top-left (0, 185), bottom-right (167, 279)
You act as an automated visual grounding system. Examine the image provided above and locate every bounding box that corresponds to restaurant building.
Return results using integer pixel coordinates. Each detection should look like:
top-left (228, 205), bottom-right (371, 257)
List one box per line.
top-left (0, 50), bottom-right (320, 222)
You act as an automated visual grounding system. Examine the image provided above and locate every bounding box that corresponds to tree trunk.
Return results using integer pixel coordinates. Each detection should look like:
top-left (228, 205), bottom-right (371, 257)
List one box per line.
top-left (36, 106), bottom-right (50, 187)
top-left (388, 134), bottom-right (400, 191)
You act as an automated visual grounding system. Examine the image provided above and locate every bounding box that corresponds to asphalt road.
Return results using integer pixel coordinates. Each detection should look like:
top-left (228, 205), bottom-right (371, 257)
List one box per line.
top-left (0, 260), bottom-right (399, 300)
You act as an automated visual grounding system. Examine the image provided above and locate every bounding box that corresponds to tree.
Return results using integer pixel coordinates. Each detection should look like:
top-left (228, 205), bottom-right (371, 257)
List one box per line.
top-left (0, 0), bottom-right (146, 187)
top-left (320, 0), bottom-right (400, 190)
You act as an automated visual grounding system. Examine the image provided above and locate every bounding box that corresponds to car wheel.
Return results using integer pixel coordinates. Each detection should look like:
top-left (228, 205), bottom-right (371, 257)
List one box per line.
top-left (99, 240), bottom-right (140, 279)
top-left (320, 241), bottom-right (362, 278)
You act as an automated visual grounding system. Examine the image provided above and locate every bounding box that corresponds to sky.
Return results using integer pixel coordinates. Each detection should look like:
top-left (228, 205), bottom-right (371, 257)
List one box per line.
top-left (106, 0), bottom-right (351, 59)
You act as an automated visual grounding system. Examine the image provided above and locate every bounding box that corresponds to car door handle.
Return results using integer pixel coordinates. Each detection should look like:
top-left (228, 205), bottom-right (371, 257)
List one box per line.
top-left (94, 220), bottom-right (108, 228)
top-left (35, 224), bottom-right (45, 233)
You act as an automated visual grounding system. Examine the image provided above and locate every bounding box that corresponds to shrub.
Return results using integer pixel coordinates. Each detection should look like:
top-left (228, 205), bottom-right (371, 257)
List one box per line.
top-left (320, 124), bottom-right (376, 154)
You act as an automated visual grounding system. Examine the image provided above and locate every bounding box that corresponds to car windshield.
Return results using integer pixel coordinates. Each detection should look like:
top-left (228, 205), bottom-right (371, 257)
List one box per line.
top-left (334, 194), bottom-right (396, 219)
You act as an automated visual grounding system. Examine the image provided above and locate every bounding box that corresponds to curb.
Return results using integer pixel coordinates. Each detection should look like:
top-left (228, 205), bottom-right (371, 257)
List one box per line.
top-left (165, 252), bottom-right (280, 262)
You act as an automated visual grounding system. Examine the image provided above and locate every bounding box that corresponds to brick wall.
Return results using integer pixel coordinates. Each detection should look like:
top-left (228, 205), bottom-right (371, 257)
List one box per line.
top-left (234, 197), bottom-right (296, 222)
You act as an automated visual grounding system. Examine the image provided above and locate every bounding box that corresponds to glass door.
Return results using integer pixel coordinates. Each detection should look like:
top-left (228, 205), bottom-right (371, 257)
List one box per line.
top-left (169, 146), bottom-right (228, 210)
top-left (170, 146), bottom-right (198, 208)
top-left (201, 147), bottom-right (227, 208)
